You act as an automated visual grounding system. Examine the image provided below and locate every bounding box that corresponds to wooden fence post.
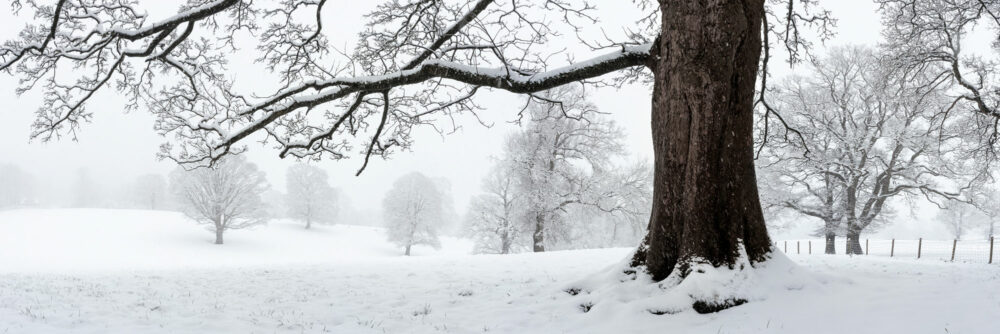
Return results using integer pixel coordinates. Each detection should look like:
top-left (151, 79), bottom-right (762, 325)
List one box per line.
top-left (865, 239), bottom-right (869, 255)
top-left (784, 241), bottom-right (787, 254)
top-left (809, 240), bottom-right (812, 254)
top-left (950, 239), bottom-right (957, 262)
top-left (890, 239), bottom-right (895, 257)
top-left (990, 237), bottom-right (994, 264)
top-left (917, 238), bottom-right (922, 259)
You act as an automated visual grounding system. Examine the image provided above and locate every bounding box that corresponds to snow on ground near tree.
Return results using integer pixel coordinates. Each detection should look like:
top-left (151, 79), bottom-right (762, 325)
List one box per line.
top-left (1, 209), bottom-right (999, 333)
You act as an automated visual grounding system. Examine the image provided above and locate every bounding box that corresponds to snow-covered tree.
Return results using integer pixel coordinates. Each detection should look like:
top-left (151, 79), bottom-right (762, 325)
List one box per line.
top-left (979, 187), bottom-right (1000, 240)
top-left (466, 94), bottom-right (652, 253)
top-left (503, 85), bottom-right (627, 252)
top-left (285, 164), bottom-right (338, 229)
top-left (170, 156), bottom-right (269, 245)
top-left (589, 160), bottom-right (654, 247)
top-left (464, 162), bottom-right (523, 254)
top-left (938, 201), bottom-right (980, 240)
top-left (965, 182), bottom-right (1000, 240)
top-left (132, 174), bottom-right (167, 210)
top-left (758, 46), bottom-right (979, 254)
top-left (879, 0), bottom-right (1000, 158)
top-left (383, 172), bottom-right (448, 256)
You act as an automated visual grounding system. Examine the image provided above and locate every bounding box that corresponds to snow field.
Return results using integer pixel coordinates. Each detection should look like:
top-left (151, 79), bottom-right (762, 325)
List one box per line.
top-left (0, 209), bottom-right (998, 333)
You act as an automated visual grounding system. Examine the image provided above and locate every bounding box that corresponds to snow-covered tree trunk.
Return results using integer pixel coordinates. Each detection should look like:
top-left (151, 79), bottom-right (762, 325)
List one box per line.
top-left (824, 230), bottom-right (836, 255)
top-left (630, 0), bottom-right (772, 283)
top-left (214, 224), bottom-right (224, 245)
top-left (532, 213), bottom-right (546, 253)
top-left (846, 227), bottom-right (863, 255)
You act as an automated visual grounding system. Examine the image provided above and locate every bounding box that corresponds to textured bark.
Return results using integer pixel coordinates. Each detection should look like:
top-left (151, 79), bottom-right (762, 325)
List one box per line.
top-left (824, 232), bottom-right (836, 254)
top-left (846, 230), bottom-right (863, 255)
top-left (533, 213), bottom-right (546, 252)
top-left (630, 0), bottom-right (771, 282)
top-left (405, 244), bottom-right (412, 256)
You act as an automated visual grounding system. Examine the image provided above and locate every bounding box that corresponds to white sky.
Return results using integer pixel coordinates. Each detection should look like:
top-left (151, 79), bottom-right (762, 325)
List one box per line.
top-left (0, 0), bottom-right (882, 214)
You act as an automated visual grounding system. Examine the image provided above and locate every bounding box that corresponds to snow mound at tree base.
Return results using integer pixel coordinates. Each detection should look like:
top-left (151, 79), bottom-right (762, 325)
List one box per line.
top-left (566, 246), bottom-right (837, 317)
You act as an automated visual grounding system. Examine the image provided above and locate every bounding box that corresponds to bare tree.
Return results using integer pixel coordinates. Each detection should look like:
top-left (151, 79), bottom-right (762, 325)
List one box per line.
top-left (878, 0), bottom-right (1000, 155)
top-left (132, 174), bottom-right (167, 210)
top-left (503, 85), bottom-right (627, 252)
top-left (170, 155), bottom-right (269, 244)
top-left (465, 162), bottom-right (522, 254)
top-left (383, 172), bottom-right (447, 256)
top-left (938, 201), bottom-right (981, 240)
top-left (591, 160), bottom-right (654, 247)
top-left (979, 188), bottom-right (999, 240)
top-left (285, 164), bottom-right (338, 229)
top-left (0, 0), bottom-right (872, 309)
top-left (759, 46), bottom-right (980, 254)
top-left (966, 181), bottom-right (1000, 239)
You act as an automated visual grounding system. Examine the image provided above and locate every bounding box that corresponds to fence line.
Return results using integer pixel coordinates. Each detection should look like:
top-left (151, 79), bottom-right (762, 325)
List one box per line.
top-left (776, 236), bottom-right (996, 264)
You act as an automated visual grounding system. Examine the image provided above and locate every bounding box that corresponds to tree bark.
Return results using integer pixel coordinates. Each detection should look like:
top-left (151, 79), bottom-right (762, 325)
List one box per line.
top-left (824, 232), bottom-right (836, 255)
top-left (630, 0), bottom-right (771, 282)
top-left (500, 229), bottom-right (512, 254)
top-left (405, 244), bottom-right (412, 256)
top-left (306, 218), bottom-right (312, 229)
top-left (533, 213), bottom-right (545, 252)
top-left (214, 228), bottom-right (224, 245)
top-left (846, 229), bottom-right (863, 255)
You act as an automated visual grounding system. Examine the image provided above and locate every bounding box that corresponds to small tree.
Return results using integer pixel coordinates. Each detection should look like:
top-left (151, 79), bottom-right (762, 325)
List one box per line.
top-left (383, 172), bottom-right (447, 255)
top-left (132, 174), bottom-right (167, 210)
top-left (285, 164), bottom-right (338, 229)
top-left (464, 162), bottom-right (523, 254)
top-left (938, 201), bottom-right (979, 240)
top-left (170, 156), bottom-right (269, 245)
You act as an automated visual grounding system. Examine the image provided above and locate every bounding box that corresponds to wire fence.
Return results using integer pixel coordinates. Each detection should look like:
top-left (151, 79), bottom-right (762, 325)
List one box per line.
top-left (775, 237), bottom-right (997, 264)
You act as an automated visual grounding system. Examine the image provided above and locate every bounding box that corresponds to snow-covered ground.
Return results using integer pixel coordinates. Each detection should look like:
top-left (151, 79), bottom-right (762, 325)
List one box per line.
top-left (1, 209), bottom-right (998, 333)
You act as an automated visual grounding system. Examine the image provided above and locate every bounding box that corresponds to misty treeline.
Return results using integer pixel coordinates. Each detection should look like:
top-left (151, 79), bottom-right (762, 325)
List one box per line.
top-left (464, 85), bottom-right (653, 254)
top-left (756, 43), bottom-right (1000, 252)
top-left (0, 158), bottom-right (359, 244)
top-left (0, 163), bottom-right (170, 210)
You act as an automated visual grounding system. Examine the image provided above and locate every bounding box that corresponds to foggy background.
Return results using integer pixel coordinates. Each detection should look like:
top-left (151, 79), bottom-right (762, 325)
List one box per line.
top-left (1, 0), bottom-right (949, 238)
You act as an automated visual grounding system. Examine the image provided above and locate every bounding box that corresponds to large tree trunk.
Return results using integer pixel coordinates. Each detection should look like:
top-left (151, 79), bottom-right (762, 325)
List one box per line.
top-left (405, 244), bottom-right (412, 256)
top-left (845, 229), bottom-right (863, 255)
top-left (630, 0), bottom-right (771, 283)
top-left (824, 232), bottom-right (836, 255)
top-left (532, 213), bottom-right (545, 252)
